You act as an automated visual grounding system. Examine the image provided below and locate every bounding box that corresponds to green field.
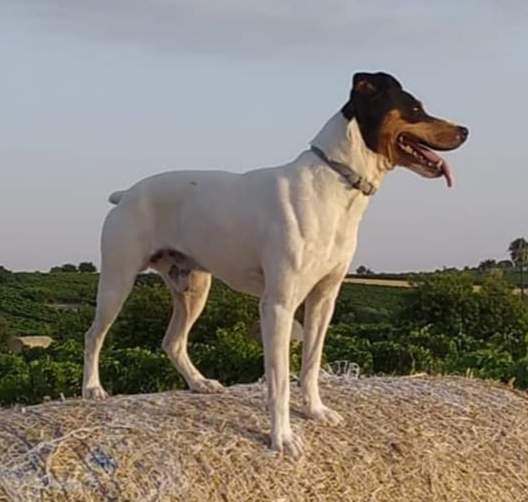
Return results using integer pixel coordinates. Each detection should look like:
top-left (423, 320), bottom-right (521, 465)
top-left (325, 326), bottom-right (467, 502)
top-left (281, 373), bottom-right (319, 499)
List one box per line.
top-left (349, 269), bottom-right (527, 288)
top-left (1, 269), bottom-right (528, 405)
top-left (0, 270), bottom-right (407, 339)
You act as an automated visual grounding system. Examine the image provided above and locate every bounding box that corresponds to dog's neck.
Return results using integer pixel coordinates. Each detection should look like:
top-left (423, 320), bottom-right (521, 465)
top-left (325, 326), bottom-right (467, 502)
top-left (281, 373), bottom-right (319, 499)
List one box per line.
top-left (310, 112), bottom-right (390, 190)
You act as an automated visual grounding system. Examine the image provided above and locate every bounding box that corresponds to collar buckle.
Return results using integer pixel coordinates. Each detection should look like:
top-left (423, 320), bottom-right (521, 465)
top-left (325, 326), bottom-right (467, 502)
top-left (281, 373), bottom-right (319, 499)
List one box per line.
top-left (310, 145), bottom-right (376, 196)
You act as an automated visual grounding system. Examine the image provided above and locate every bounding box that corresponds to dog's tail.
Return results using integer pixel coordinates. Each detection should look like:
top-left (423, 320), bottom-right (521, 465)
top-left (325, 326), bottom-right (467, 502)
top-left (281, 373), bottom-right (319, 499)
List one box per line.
top-left (108, 190), bottom-right (125, 205)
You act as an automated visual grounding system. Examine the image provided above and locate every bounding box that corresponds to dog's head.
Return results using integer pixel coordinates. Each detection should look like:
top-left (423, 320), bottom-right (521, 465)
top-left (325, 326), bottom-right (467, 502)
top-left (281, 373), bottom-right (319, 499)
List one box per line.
top-left (342, 72), bottom-right (468, 186)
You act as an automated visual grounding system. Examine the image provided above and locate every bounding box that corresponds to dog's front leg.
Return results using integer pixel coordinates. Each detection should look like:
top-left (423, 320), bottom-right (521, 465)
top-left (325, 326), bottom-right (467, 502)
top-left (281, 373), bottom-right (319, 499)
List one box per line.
top-left (300, 269), bottom-right (346, 425)
top-left (259, 296), bottom-right (303, 457)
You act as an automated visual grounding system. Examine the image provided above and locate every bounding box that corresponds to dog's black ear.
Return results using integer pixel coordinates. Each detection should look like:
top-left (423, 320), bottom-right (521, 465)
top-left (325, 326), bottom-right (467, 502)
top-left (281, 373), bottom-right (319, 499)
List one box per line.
top-left (343, 72), bottom-right (402, 120)
top-left (352, 72), bottom-right (402, 97)
top-left (353, 73), bottom-right (379, 96)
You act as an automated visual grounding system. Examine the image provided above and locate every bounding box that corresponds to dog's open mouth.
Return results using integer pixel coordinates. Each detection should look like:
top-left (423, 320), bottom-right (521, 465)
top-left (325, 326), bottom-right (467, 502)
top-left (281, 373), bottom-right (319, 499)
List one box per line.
top-left (397, 133), bottom-right (453, 187)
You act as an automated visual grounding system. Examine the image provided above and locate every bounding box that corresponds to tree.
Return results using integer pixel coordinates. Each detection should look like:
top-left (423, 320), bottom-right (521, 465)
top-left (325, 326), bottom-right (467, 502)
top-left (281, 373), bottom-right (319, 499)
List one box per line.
top-left (356, 265), bottom-right (374, 275)
top-left (50, 264), bottom-right (78, 273)
top-left (78, 262), bottom-right (97, 273)
top-left (509, 238), bottom-right (528, 266)
top-left (60, 264), bottom-right (77, 273)
top-left (0, 266), bottom-right (11, 284)
top-left (401, 272), bottom-right (479, 338)
top-left (509, 238), bottom-right (528, 298)
top-left (478, 259), bottom-right (497, 271)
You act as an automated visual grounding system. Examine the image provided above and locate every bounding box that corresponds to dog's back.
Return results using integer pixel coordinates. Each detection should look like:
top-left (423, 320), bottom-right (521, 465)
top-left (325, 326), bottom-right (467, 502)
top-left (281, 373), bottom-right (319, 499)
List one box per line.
top-left (103, 167), bottom-right (291, 293)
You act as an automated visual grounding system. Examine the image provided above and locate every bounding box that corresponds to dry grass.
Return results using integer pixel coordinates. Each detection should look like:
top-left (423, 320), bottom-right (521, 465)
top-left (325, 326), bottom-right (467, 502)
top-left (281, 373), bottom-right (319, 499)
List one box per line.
top-left (1, 374), bottom-right (528, 501)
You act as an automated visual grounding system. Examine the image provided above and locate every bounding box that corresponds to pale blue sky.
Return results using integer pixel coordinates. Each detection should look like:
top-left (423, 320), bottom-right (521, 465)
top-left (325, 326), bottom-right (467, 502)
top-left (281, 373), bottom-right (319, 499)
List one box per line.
top-left (0, 1), bottom-right (527, 272)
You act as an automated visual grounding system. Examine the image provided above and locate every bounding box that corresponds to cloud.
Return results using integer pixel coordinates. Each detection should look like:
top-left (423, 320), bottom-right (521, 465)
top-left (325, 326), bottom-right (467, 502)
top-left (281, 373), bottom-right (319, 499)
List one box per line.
top-left (6, 0), bottom-right (526, 61)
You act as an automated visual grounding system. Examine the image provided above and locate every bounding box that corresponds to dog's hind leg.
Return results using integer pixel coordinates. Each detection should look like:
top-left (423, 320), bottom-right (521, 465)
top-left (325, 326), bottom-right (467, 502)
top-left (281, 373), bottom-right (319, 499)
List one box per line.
top-left (83, 211), bottom-right (145, 400)
top-left (161, 269), bottom-right (224, 393)
top-left (300, 268), bottom-right (346, 425)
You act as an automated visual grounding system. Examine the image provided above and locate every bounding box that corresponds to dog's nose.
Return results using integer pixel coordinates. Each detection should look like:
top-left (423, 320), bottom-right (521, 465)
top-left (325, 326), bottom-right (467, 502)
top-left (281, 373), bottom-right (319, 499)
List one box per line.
top-left (457, 126), bottom-right (469, 143)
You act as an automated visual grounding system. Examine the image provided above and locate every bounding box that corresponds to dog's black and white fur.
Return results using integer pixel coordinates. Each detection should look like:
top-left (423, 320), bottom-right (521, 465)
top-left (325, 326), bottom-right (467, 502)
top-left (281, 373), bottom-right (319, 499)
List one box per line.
top-left (82, 72), bottom-right (468, 456)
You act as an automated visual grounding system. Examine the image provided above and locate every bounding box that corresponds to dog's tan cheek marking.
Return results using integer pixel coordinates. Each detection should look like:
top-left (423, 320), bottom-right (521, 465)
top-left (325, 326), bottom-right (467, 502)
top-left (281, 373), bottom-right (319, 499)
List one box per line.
top-left (404, 123), bottom-right (435, 143)
top-left (378, 109), bottom-right (405, 166)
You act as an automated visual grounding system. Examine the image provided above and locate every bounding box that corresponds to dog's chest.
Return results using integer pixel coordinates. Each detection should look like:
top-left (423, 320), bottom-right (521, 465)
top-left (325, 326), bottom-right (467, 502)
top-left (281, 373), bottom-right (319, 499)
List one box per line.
top-left (291, 181), bottom-right (370, 266)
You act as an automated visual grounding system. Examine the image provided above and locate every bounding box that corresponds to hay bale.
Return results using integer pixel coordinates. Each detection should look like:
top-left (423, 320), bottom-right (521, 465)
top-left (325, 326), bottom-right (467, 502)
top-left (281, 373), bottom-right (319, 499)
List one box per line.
top-left (1, 375), bottom-right (527, 501)
top-left (7, 336), bottom-right (53, 353)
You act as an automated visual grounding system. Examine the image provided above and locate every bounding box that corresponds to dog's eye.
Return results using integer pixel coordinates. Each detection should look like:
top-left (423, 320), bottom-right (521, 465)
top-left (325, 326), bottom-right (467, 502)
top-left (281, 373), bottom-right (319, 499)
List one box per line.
top-left (412, 105), bottom-right (422, 114)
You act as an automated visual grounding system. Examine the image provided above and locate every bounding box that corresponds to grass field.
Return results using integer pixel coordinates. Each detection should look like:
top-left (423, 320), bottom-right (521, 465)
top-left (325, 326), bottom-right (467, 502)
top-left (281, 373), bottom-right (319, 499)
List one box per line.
top-left (2, 267), bottom-right (528, 406)
top-left (0, 271), bottom-right (407, 338)
top-left (349, 268), bottom-right (527, 287)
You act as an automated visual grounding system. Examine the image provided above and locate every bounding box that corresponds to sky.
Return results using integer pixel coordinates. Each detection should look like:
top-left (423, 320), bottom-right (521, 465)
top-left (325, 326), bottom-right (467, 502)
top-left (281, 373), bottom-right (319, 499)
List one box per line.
top-left (0, 0), bottom-right (527, 272)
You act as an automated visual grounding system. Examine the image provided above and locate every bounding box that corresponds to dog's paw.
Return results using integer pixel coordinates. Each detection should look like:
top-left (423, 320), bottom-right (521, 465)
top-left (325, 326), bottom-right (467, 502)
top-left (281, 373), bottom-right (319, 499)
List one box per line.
top-left (271, 430), bottom-right (304, 458)
top-left (83, 386), bottom-right (109, 400)
top-left (304, 405), bottom-right (344, 426)
top-left (189, 378), bottom-right (225, 394)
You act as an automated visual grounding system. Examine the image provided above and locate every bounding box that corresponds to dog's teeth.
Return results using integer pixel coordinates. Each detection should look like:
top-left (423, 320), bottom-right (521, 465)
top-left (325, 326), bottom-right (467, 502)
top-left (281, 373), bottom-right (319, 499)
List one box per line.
top-left (436, 159), bottom-right (443, 168)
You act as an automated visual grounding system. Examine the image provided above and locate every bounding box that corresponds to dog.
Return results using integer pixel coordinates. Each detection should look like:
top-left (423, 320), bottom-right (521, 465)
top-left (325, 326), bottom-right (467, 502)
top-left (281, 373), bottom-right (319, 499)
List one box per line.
top-left (82, 72), bottom-right (468, 456)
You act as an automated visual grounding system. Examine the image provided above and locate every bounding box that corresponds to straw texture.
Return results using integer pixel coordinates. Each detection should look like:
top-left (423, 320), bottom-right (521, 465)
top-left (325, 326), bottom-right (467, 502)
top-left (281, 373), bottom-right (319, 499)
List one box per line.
top-left (1, 374), bottom-right (527, 501)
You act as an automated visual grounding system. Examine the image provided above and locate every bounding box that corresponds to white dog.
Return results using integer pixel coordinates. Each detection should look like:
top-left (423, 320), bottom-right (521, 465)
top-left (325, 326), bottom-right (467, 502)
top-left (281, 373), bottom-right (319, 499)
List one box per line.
top-left (82, 72), bottom-right (468, 456)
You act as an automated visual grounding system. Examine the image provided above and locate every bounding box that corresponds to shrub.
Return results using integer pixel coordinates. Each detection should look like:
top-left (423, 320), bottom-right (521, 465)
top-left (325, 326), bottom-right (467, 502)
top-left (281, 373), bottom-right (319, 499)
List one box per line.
top-left (401, 272), bottom-right (480, 337)
top-left (398, 272), bottom-right (528, 383)
top-left (60, 264), bottom-right (78, 273)
top-left (49, 306), bottom-right (94, 344)
top-left (325, 326), bottom-right (374, 374)
top-left (110, 285), bottom-right (171, 350)
top-left (78, 262), bottom-right (97, 273)
top-left (192, 323), bottom-right (264, 385)
top-left (27, 358), bottom-right (83, 401)
top-left (0, 354), bottom-right (31, 404)
top-left (101, 348), bottom-right (183, 395)
top-left (0, 316), bottom-right (11, 350)
top-left (194, 282), bottom-right (259, 343)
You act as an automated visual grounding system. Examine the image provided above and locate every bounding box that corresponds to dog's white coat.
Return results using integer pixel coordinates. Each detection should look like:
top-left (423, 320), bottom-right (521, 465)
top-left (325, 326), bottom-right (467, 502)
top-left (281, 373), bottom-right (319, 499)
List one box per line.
top-left (83, 112), bottom-right (390, 456)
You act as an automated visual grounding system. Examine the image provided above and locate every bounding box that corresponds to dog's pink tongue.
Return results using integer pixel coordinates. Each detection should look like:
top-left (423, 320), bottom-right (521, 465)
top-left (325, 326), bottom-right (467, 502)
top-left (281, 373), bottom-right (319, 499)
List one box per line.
top-left (442, 161), bottom-right (453, 188)
top-left (414, 144), bottom-right (453, 188)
